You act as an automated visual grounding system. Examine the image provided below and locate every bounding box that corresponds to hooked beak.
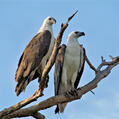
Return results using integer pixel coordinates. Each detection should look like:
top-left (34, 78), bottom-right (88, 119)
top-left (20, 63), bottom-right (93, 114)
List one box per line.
top-left (53, 18), bottom-right (56, 24)
top-left (79, 32), bottom-right (85, 36)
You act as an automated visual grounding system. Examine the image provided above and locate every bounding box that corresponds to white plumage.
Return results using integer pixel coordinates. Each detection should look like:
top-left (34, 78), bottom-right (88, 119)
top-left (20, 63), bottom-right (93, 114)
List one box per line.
top-left (62, 33), bottom-right (82, 88)
top-left (54, 31), bottom-right (85, 113)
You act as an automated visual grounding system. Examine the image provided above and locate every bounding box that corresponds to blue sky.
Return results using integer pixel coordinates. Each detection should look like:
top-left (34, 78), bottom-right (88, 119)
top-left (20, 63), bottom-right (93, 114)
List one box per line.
top-left (0, 0), bottom-right (119, 119)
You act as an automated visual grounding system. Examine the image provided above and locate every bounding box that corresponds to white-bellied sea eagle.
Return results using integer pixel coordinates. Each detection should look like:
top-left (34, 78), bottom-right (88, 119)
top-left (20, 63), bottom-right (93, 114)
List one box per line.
top-left (54, 31), bottom-right (85, 113)
top-left (15, 16), bottom-right (56, 96)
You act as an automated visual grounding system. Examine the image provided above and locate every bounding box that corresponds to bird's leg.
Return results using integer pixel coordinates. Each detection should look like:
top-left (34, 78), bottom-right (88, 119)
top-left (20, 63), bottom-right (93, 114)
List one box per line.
top-left (65, 89), bottom-right (72, 98)
top-left (69, 72), bottom-right (79, 96)
top-left (70, 87), bottom-right (78, 96)
top-left (77, 87), bottom-right (81, 90)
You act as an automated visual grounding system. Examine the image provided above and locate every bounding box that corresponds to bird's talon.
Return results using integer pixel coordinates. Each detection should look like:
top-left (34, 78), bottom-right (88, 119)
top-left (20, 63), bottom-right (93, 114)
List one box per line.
top-left (65, 92), bottom-right (70, 98)
top-left (77, 87), bottom-right (81, 90)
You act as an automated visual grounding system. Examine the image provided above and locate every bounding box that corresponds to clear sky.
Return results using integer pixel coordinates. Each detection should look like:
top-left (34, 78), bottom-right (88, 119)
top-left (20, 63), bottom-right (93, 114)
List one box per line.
top-left (0, 0), bottom-right (119, 119)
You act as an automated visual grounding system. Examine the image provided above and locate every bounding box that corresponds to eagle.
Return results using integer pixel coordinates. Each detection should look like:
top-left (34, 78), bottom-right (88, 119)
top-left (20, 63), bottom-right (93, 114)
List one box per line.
top-left (15, 16), bottom-right (56, 96)
top-left (54, 31), bottom-right (85, 113)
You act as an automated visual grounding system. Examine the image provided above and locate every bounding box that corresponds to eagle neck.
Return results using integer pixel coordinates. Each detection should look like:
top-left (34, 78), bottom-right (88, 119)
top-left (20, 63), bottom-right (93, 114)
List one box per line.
top-left (67, 37), bottom-right (78, 46)
top-left (38, 24), bottom-right (53, 34)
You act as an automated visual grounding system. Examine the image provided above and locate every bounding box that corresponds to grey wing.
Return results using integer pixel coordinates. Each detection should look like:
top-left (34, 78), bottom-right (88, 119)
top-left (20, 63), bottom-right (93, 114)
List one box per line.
top-left (15, 30), bottom-right (51, 95)
top-left (54, 44), bottom-right (66, 96)
top-left (74, 47), bottom-right (85, 88)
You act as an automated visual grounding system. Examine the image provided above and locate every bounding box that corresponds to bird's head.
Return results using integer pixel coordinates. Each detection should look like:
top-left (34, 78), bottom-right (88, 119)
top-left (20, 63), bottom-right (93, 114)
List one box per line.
top-left (68, 31), bottom-right (85, 40)
top-left (38, 16), bottom-right (56, 33)
top-left (44, 16), bottom-right (56, 26)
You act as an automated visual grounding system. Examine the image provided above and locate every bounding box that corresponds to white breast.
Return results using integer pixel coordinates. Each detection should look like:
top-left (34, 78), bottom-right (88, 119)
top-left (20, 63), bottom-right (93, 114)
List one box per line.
top-left (62, 41), bottom-right (81, 83)
top-left (65, 42), bottom-right (81, 69)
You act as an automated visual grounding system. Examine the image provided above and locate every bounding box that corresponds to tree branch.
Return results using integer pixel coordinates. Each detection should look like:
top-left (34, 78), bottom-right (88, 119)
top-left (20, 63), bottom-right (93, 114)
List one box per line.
top-left (32, 112), bottom-right (45, 119)
top-left (3, 55), bottom-right (119, 119)
top-left (0, 92), bottom-right (43, 118)
top-left (2, 111), bottom-right (45, 119)
top-left (85, 53), bottom-right (97, 73)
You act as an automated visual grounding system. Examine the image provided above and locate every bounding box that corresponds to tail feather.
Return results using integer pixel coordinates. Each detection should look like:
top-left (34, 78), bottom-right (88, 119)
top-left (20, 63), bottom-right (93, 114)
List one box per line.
top-left (15, 78), bottom-right (29, 96)
top-left (55, 103), bottom-right (67, 114)
top-left (55, 105), bottom-right (59, 114)
top-left (15, 70), bottom-right (37, 96)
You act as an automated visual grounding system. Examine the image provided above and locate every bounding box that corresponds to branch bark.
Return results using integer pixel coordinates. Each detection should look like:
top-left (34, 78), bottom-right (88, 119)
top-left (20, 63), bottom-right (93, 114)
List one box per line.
top-left (0, 91), bottom-right (43, 119)
top-left (32, 112), bottom-right (45, 119)
top-left (85, 54), bottom-right (97, 73)
top-left (2, 56), bottom-right (119, 119)
top-left (2, 112), bottom-right (45, 119)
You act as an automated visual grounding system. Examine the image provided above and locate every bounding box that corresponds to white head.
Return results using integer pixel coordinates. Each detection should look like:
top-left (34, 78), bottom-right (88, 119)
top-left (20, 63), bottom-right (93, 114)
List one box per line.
top-left (43, 16), bottom-right (56, 25)
top-left (39, 16), bottom-right (56, 33)
top-left (67, 31), bottom-right (85, 42)
top-left (68, 31), bottom-right (85, 40)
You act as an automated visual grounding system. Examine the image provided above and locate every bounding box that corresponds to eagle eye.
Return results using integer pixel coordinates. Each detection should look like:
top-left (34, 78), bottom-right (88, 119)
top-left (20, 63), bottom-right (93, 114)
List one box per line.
top-left (49, 18), bottom-right (52, 20)
top-left (75, 31), bottom-right (79, 34)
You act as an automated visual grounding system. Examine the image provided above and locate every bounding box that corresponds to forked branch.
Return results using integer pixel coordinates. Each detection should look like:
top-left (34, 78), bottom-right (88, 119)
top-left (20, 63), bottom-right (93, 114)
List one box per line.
top-left (2, 55), bottom-right (119, 119)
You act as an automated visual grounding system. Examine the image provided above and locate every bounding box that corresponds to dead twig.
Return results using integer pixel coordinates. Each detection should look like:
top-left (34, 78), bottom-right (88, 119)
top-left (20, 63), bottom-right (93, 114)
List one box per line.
top-left (85, 54), bottom-right (98, 73)
top-left (0, 91), bottom-right (43, 119)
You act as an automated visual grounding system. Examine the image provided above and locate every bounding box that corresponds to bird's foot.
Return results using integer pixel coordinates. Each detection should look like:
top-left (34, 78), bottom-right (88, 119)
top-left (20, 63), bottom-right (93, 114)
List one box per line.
top-left (65, 87), bottom-right (78, 98)
top-left (77, 87), bottom-right (81, 90)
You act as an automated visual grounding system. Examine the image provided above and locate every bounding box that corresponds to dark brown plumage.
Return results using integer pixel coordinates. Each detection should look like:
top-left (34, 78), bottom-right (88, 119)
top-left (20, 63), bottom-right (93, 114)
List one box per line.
top-left (15, 30), bottom-right (51, 96)
top-left (54, 44), bottom-right (66, 113)
top-left (74, 47), bottom-right (85, 88)
top-left (54, 44), bottom-right (66, 95)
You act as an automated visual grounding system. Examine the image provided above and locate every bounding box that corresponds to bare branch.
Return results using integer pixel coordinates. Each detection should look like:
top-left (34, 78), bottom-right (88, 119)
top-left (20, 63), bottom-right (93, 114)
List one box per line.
top-left (110, 55), bottom-right (119, 61)
top-left (67, 10), bottom-right (78, 22)
top-left (0, 91), bottom-right (43, 118)
top-left (109, 55), bottom-right (115, 61)
top-left (32, 112), bottom-right (45, 119)
top-left (85, 53), bottom-right (97, 73)
top-left (3, 56), bottom-right (119, 119)
top-left (97, 56), bottom-right (119, 71)
top-left (2, 111), bottom-right (45, 119)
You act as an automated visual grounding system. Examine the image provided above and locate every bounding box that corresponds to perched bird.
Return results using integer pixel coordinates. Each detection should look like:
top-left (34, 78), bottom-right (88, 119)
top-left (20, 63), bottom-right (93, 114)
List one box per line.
top-left (54, 31), bottom-right (85, 113)
top-left (15, 16), bottom-right (56, 96)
